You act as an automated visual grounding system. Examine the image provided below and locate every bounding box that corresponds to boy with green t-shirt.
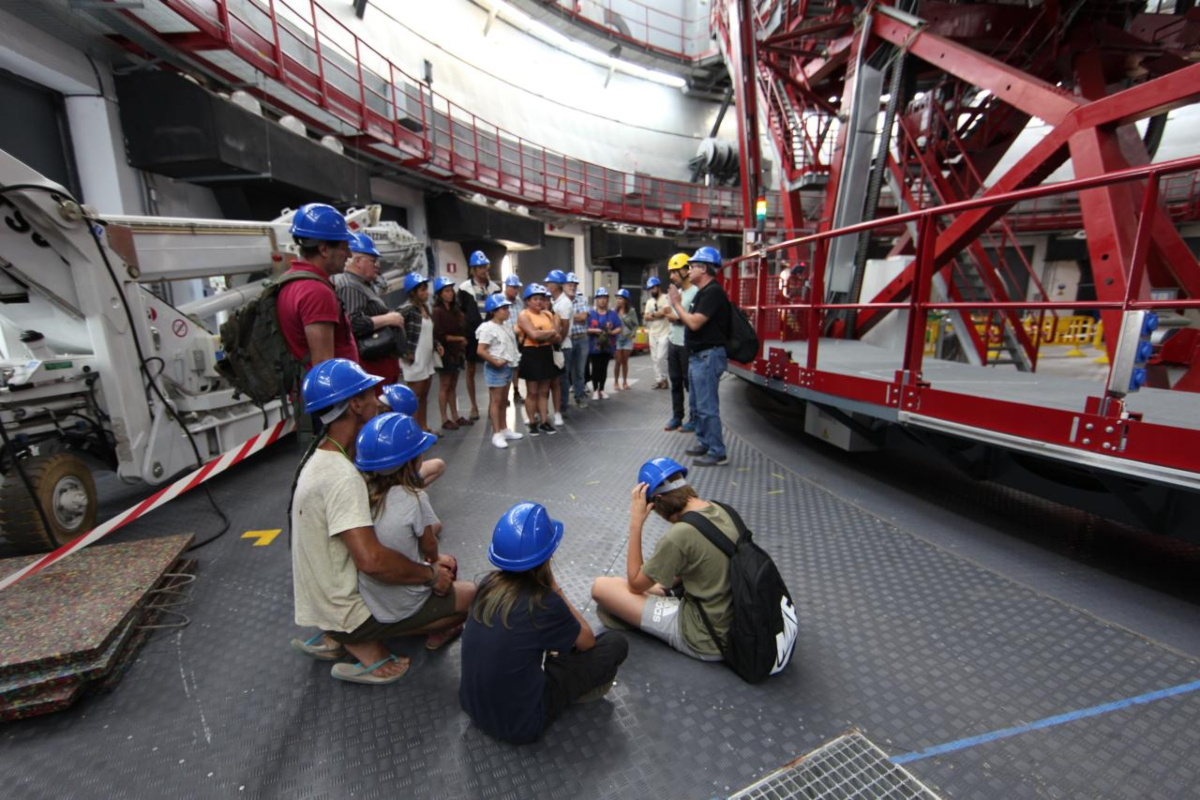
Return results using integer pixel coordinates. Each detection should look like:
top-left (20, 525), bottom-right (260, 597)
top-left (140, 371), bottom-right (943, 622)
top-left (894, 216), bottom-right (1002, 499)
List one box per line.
top-left (590, 457), bottom-right (736, 662)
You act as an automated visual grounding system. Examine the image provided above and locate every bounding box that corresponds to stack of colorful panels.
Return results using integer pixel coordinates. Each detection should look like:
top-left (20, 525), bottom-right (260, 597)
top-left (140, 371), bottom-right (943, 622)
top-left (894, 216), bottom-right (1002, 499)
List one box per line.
top-left (0, 534), bottom-right (194, 721)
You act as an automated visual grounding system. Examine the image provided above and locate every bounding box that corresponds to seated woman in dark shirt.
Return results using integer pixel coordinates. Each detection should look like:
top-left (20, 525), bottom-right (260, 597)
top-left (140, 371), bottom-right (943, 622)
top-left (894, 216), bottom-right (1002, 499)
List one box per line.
top-left (459, 502), bottom-right (628, 744)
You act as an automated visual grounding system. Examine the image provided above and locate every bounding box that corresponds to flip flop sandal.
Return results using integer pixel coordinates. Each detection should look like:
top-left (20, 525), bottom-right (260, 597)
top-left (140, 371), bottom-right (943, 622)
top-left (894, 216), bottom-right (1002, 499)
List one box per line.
top-left (456, 416), bottom-right (474, 426)
top-left (468, 410), bottom-right (480, 421)
top-left (330, 654), bottom-right (409, 685)
top-left (425, 622), bottom-right (465, 651)
top-left (442, 420), bottom-right (459, 431)
top-left (291, 633), bottom-right (346, 661)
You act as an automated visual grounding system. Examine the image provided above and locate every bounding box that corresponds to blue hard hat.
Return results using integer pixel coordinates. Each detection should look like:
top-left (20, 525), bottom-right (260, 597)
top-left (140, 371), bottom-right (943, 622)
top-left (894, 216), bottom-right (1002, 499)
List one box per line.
top-left (616, 288), bottom-right (631, 299)
top-left (381, 383), bottom-right (418, 415)
top-left (543, 269), bottom-right (568, 285)
top-left (469, 251), bottom-right (490, 268)
top-left (355, 412), bottom-right (437, 473)
top-left (488, 502), bottom-right (564, 572)
top-left (645, 276), bottom-right (662, 289)
top-left (486, 294), bottom-right (513, 313)
top-left (594, 287), bottom-right (609, 297)
top-left (404, 273), bottom-right (429, 294)
top-left (433, 276), bottom-right (456, 294)
top-left (290, 203), bottom-right (353, 242)
top-left (524, 283), bottom-right (548, 299)
top-left (638, 456), bottom-right (688, 497)
top-left (504, 274), bottom-right (523, 287)
top-left (348, 232), bottom-right (380, 257)
top-left (565, 272), bottom-right (580, 284)
top-left (689, 246), bottom-right (722, 267)
top-left (301, 358), bottom-right (383, 414)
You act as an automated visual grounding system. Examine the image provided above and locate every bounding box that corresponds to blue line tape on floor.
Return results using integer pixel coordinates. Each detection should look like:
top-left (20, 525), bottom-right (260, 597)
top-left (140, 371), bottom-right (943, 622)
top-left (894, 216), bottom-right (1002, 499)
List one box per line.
top-left (891, 678), bottom-right (1200, 765)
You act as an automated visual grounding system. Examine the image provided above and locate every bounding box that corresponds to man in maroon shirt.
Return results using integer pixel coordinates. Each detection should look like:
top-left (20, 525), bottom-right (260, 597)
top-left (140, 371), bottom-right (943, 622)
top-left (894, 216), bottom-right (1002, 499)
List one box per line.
top-left (278, 203), bottom-right (359, 367)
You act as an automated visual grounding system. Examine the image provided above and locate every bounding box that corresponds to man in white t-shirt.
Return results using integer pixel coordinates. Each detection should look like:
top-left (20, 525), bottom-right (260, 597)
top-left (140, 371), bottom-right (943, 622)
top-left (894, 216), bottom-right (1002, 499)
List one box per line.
top-left (545, 269), bottom-right (573, 427)
top-left (642, 275), bottom-right (671, 389)
top-left (290, 359), bottom-right (454, 685)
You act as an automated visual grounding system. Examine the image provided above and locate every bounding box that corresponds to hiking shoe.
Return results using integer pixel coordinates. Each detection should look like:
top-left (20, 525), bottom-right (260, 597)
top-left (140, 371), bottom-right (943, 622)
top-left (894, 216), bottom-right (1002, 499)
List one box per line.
top-left (574, 678), bottom-right (615, 704)
top-left (491, 433), bottom-right (508, 449)
top-left (663, 418), bottom-right (681, 432)
top-left (502, 430), bottom-right (524, 440)
top-left (540, 422), bottom-right (557, 435)
top-left (553, 412), bottom-right (564, 427)
top-left (694, 454), bottom-right (729, 466)
top-left (528, 423), bottom-right (540, 437)
top-left (685, 444), bottom-right (708, 456)
top-left (680, 421), bottom-right (696, 433)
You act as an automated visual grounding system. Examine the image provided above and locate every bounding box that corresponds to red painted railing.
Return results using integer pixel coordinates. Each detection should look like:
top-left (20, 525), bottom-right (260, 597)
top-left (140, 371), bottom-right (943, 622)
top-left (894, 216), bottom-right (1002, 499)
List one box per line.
top-left (535, 0), bottom-right (718, 61)
top-left (725, 153), bottom-right (1200, 400)
top-left (133, 0), bottom-right (757, 232)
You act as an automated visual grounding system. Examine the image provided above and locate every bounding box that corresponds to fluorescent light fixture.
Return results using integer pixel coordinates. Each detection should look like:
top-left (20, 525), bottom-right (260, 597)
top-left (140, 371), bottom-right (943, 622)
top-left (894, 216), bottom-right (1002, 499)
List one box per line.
top-left (477, 0), bottom-right (687, 89)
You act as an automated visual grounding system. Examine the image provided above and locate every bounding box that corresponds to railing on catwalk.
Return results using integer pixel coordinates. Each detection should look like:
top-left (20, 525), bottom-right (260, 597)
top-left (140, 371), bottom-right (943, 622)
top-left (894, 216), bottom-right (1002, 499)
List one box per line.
top-left (145, 0), bottom-right (761, 231)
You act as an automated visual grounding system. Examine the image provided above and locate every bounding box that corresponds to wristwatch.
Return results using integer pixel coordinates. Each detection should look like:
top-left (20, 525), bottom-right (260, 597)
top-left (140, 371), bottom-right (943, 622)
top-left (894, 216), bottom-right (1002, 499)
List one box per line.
top-left (423, 563), bottom-right (437, 587)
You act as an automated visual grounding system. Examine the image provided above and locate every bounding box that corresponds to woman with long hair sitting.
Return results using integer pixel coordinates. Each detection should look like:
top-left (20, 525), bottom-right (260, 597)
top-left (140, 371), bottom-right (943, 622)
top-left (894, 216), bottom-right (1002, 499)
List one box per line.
top-left (459, 502), bottom-right (628, 744)
top-left (353, 413), bottom-right (477, 668)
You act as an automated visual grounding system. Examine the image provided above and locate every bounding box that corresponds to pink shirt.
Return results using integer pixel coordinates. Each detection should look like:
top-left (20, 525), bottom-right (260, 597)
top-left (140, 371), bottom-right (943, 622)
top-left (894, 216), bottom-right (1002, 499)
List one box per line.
top-left (277, 262), bottom-right (359, 364)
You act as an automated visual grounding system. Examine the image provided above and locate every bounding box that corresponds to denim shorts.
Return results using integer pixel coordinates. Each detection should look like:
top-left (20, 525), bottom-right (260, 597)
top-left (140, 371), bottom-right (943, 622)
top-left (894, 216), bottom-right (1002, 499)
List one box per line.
top-left (484, 363), bottom-right (512, 388)
top-left (616, 336), bottom-right (634, 351)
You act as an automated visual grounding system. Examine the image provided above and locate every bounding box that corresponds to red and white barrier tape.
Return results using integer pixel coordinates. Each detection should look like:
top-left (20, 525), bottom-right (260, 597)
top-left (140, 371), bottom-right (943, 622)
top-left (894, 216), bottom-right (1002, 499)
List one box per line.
top-left (0, 417), bottom-right (296, 592)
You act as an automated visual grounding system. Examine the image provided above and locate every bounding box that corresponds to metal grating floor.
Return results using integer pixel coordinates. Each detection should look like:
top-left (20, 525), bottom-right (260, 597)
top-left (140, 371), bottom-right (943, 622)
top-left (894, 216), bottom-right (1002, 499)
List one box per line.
top-left (730, 733), bottom-right (940, 800)
top-left (2, 358), bottom-right (1198, 799)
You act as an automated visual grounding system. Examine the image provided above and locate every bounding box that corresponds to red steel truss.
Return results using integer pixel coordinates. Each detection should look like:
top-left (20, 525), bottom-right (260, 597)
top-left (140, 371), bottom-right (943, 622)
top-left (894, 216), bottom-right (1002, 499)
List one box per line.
top-left (724, 153), bottom-right (1200, 483)
top-left (715, 0), bottom-right (1200, 374)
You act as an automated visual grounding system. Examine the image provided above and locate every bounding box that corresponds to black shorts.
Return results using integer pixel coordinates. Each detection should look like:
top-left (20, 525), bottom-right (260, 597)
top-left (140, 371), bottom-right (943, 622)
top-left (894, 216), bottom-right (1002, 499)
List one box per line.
top-left (464, 333), bottom-right (483, 363)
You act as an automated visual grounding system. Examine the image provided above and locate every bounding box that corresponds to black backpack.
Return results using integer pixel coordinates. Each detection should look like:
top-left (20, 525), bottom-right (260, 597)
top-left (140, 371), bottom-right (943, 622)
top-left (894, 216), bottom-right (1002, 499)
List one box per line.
top-left (682, 502), bottom-right (798, 683)
top-left (725, 302), bottom-right (760, 363)
top-left (216, 271), bottom-right (324, 405)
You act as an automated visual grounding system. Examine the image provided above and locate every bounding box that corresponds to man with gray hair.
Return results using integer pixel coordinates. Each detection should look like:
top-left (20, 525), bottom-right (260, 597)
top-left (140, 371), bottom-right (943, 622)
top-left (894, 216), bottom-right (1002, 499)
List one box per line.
top-left (669, 247), bottom-right (731, 467)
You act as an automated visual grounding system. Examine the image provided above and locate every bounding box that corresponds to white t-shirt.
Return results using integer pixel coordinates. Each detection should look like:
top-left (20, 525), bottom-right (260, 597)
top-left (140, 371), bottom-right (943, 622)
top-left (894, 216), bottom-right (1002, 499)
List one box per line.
top-left (552, 293), bottom-right (574, 349)
top-left (476, 320), bottom-right (521, 367)
top-left (643, 294), bottom-right (672, 338)
top-left (358, 488), bottom-right (439, 624)
top-left (291, 449), bottom-right (373, 632)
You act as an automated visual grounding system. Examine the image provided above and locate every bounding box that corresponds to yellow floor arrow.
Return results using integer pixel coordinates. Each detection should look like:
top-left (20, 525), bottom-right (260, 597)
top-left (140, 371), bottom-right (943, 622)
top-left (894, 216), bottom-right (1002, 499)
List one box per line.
top-left (242, 529), bottom-right (281, 546)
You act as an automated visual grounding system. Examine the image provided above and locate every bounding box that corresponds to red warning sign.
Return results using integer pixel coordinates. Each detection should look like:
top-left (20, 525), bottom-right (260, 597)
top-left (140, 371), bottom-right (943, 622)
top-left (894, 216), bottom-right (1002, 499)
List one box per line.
top-left (172, 319), bottom-right (189, 338)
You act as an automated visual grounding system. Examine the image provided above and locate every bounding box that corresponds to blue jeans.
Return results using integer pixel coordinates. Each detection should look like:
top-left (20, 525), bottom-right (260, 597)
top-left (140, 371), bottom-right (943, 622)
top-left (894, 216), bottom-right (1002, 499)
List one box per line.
top-left (562, 340), bottom-right (588, 403)
top-left (687, 346), bottom-right (727, 458)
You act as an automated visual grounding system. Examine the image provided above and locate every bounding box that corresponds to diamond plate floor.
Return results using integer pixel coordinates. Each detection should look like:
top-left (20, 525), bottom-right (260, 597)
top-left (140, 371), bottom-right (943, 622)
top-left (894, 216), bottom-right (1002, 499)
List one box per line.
top-left (2, 357), bottom-right (1199, 800)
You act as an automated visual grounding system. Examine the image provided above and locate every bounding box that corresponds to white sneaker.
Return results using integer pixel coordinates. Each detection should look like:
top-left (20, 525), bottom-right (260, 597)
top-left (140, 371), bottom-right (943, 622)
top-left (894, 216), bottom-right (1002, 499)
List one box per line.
top-left (553, 413), bottom-right (564, 427)
top-left (491, 433), bottom-right (508, 449)
top-left (592, 390), bottom-right (600, 401)
top-left (598, 390), bottom-right (607, 400)
top-left (502, 430), bottom-right (524, 440)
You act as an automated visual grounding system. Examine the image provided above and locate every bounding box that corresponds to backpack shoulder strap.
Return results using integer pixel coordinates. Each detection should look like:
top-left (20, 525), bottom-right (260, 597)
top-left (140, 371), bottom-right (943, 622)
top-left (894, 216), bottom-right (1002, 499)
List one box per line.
top-left (274, 270), bottom-right (327, 290)
top-left (710, 501), bottom-right (749, 541)
top-left (681, 509), bottom-right (736, 558)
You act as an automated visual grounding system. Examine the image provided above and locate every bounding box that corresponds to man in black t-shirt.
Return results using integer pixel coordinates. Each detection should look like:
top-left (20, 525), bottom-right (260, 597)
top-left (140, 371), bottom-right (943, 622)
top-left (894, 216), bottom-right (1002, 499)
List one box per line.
top-left (668, 246), bottom-right (731, 466)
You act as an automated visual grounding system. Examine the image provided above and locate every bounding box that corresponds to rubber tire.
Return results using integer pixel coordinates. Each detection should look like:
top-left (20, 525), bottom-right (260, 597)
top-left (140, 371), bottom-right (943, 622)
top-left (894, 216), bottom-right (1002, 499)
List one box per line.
top-left (0, 452), bottom-right (97, 555)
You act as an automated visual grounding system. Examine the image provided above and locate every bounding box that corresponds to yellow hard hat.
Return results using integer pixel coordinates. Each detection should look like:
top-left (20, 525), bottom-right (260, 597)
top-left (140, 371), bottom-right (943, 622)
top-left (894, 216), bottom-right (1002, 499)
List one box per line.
top-left (668, 252), bottom-right (690, 271)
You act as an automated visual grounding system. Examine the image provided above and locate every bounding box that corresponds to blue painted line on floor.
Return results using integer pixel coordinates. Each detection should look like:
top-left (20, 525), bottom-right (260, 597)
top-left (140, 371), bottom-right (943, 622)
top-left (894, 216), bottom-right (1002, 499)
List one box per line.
top-left (891, 678), bottom-right (1200, 765)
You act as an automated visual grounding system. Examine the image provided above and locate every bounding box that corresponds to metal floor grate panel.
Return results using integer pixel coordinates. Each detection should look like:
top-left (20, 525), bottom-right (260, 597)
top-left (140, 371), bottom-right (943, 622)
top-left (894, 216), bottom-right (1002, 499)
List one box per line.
top-left (730, 733), bottom-right (942, 800)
